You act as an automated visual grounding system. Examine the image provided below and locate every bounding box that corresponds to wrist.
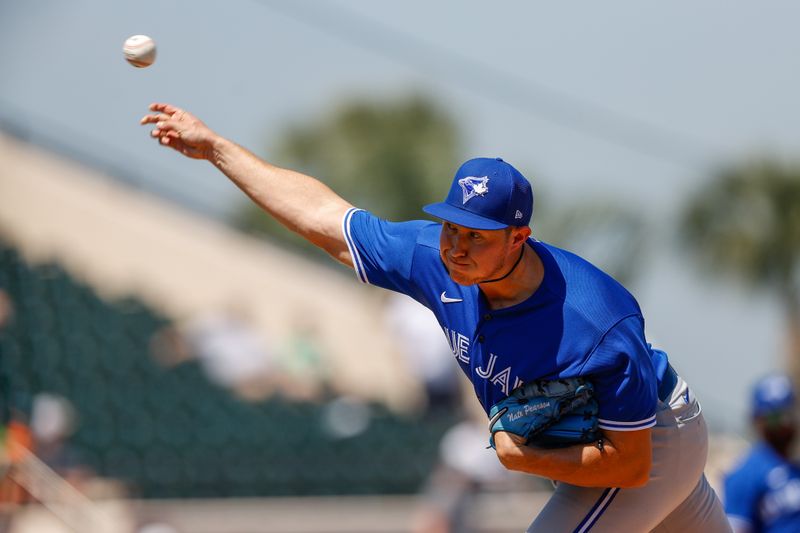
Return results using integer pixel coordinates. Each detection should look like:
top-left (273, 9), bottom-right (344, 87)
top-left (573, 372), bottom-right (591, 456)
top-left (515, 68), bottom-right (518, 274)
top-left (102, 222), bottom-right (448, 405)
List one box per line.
top-left (209, 135), bottom-right (232, 166)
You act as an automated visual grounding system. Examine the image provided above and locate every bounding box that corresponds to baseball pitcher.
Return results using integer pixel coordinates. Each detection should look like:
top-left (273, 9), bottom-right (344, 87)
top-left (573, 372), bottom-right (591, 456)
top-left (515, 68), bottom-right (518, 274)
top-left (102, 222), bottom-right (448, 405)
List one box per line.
top-left (140, 104), bottom-right (731, 532)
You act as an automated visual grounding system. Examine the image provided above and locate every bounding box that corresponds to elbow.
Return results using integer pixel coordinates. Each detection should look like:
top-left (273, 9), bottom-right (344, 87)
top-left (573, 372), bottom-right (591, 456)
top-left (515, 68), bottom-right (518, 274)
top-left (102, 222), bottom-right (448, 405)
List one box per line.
top-left (619, 470), bottom-right (649, 489)
top-left (602, 430), bottom-right (653, 488)
top-left (616, 456), bottom-right (651, 488)
top-left (495, 446), bottom-right (514, 471)
top-left (494, 438), bottom-right (523, 472)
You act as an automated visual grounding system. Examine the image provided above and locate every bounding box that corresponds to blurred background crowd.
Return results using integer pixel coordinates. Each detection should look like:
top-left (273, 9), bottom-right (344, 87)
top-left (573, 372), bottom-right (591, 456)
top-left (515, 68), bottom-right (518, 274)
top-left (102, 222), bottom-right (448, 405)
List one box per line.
top-left (3, 1), bottom-right (800, 531)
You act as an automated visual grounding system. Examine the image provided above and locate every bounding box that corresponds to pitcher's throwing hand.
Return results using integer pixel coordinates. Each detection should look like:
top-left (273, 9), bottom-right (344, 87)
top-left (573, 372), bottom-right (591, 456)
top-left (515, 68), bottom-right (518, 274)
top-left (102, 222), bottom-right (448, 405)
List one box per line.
top-left (141, 103), bottom-right (217, 160)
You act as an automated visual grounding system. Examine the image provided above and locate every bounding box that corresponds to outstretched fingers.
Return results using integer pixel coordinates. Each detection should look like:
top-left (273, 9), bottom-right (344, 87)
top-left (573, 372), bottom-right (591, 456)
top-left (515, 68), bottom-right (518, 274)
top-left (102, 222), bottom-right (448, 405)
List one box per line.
top-left (141, 108), bottom-right (185, 141)
top-left (139, 103), bottom-right (212, 160)
top-left (140, 113), bottom-right (171, 126)
top-left (140, 103), bottom-right (188, 128)
top-left (158, 131), bottom-right (186, 151)
top-left (148, 102), bottom-right (181, 114)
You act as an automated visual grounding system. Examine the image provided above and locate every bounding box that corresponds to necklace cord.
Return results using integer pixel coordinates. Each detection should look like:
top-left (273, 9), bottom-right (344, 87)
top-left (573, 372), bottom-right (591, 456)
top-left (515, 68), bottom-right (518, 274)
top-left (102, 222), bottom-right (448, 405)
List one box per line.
top-left (481, 245), bottom-right (525, 284)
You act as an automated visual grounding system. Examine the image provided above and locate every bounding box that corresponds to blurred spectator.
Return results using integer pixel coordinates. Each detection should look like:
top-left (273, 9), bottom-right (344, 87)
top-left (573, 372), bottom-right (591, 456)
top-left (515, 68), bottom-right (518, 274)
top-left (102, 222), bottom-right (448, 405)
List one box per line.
top-left (0, 289), bottom-right (14, 426)
top-left (29, 393), bottom-right (92, 490)
top-left (0, 395), bottom-right (34, 510)
top-left (275, 315), bottom-right (332, 401)
top-left (321, 395), bottom-right (372, 439)
top-left (412, 419), bottom-right (508, 533)
top-left (0, 290), bottom-right (28, 512)
top-left (151, 305), bottom-right (277, 401)
top-left (723, 374), bottom-right (800, 532)
top-left (184, 308), bottom-right (275, 398)
top-left (383, 293), bottom-right (461, 414)
top-left (0, 289), bottom-right (13, 330)
top-left (148, 324), bottom-right (193, 368)
top-left (1, 393), bottom-right (101, 532)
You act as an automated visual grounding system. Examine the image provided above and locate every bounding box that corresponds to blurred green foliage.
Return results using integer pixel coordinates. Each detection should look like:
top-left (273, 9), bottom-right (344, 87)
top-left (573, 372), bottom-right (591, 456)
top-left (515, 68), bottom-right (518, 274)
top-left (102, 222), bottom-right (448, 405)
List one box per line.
top-left (231, 92), bottom-right (648, 282)
top-left (232, 94), bottom-right (460, 255)
top-left (0, 245), bottom-right (457, 498)
top-left (681, 158), bottom-right (800, 375)
top-left (682, 159), bottom-right (800, 294)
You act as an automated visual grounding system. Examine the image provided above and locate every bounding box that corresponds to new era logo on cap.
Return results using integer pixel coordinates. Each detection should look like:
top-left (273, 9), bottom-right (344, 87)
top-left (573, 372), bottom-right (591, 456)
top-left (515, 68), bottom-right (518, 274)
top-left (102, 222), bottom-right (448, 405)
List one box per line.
top-left (423, 157), bottom-right (533, 230)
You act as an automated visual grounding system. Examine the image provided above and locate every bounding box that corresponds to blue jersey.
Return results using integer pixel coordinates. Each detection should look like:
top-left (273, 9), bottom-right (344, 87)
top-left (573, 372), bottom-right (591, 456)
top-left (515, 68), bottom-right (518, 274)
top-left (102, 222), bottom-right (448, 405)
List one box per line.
top-left (343, 209), bottom-right (669, 432)
top-left (724, 442), bottom-right (800, 533)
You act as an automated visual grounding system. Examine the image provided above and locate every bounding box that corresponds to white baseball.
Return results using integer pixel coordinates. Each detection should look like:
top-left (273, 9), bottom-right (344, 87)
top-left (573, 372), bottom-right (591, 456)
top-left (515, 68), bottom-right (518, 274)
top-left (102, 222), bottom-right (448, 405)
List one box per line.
top-left (123, 35), bottom-right (156, 68)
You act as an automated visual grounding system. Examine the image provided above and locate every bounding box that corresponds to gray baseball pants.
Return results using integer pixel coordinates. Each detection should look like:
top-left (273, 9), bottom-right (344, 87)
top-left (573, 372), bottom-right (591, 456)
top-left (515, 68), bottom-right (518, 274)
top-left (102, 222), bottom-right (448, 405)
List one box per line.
top-left (527, 375), bottom-right (732, 533)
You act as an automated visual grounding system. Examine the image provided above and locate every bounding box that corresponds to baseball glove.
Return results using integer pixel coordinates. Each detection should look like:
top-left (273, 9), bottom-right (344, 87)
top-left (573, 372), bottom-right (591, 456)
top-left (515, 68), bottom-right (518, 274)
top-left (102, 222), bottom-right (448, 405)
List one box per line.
top-left (488, 377), bottom-right (601, 449)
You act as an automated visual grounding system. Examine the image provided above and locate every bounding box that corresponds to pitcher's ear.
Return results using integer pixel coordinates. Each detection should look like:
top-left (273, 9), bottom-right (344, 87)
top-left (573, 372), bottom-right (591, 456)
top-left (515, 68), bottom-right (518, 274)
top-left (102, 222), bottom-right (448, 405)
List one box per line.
top-left (512, 225), bottom-right (532, 245)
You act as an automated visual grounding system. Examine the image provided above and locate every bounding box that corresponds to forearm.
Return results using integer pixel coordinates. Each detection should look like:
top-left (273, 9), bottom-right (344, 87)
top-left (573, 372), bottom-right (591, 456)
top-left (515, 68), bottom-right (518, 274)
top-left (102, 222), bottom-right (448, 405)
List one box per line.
top-left (494, 431), bottom-right (651, 488)
top-left (142, 103), bottom-right (356, 263)
top-left (210, 137), bottom-right (353, 253)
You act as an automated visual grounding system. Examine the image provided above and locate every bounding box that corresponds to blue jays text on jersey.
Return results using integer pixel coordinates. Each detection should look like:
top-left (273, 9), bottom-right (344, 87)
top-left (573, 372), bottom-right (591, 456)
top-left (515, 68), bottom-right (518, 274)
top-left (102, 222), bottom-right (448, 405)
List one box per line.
top-left (343, 208), bottom-right (672, 432)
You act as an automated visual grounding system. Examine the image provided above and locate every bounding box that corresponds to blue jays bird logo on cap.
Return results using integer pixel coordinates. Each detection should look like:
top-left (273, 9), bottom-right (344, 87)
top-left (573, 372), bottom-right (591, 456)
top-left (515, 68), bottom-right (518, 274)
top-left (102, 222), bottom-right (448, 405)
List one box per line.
top-left (423, 157), bottom-right (532, 230)
top-left (458, 176), bottom-right (490, 204)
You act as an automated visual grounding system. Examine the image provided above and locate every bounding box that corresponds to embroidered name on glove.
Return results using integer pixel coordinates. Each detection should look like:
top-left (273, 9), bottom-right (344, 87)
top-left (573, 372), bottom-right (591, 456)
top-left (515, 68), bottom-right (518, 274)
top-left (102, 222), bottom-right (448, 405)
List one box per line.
top-left (488, 377), bottom-right (600, 449)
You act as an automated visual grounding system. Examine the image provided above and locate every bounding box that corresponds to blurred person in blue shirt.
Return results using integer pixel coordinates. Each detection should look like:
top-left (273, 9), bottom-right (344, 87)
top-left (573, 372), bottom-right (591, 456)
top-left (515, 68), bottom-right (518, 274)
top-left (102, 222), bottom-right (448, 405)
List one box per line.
top-left (724, 374), bottom-right (800, 533)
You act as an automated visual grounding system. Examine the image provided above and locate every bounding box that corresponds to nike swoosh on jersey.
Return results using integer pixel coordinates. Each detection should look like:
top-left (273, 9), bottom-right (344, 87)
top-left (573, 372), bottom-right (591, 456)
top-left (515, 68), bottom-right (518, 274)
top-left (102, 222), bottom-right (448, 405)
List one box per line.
top-left (440, 291), bottom-right (463, 303)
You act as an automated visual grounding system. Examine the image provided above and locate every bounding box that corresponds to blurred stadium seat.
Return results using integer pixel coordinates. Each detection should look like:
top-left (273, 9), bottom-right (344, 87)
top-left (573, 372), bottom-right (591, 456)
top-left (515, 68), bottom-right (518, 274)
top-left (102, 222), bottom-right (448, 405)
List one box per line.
top-left (0, 239), bottom-right (458, 499)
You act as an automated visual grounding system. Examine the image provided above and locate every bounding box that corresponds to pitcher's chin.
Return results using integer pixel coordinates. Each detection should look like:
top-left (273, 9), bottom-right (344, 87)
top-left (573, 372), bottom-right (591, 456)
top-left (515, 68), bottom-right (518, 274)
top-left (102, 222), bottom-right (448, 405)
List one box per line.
top-left (447, 271), bottom-right (477, 287)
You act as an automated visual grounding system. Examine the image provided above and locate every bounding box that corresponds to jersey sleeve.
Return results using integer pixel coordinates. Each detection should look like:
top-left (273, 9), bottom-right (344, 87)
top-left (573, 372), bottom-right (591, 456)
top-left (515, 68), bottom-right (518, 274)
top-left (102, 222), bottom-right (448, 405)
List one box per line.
top-left (342, 208), bottom-right (430, 297)
top-left (723, 465), bottom-right (759, 532)
top-left (580, 315), bottom-right (658, 432)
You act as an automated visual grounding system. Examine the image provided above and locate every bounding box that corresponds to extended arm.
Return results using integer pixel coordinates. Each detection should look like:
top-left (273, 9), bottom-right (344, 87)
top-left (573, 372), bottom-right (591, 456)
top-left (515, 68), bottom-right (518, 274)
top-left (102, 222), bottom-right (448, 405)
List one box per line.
top-left (141, 103), bottom-right (354, 266)
top-left (493, 428), bottom-right (652, 488)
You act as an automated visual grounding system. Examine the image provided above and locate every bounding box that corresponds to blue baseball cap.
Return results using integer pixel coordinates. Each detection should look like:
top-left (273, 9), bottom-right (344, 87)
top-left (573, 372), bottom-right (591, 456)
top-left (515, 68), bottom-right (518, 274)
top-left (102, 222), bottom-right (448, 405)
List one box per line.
top-left (423, 157), bottom-right (533, 230)
top-left (752, 374), bottom-right (795, 417)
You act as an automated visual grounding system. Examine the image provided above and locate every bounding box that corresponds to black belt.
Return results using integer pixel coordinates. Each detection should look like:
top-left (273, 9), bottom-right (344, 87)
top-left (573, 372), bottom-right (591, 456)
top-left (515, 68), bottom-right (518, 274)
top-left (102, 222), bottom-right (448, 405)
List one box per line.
top-left (658, 364), bottom-right (678, 402)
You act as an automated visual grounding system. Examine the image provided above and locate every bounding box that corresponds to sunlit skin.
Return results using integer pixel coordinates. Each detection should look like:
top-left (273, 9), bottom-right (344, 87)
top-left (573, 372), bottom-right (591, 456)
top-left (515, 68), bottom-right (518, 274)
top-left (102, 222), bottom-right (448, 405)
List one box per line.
top-left (439, 222), bottom-right (547, 310)
top-left (140, 103), bottom-right (654, 488)
top-left (439, 222), bottom-right (529, 284)
top-left (440, 220), bottom-right (653, 489)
